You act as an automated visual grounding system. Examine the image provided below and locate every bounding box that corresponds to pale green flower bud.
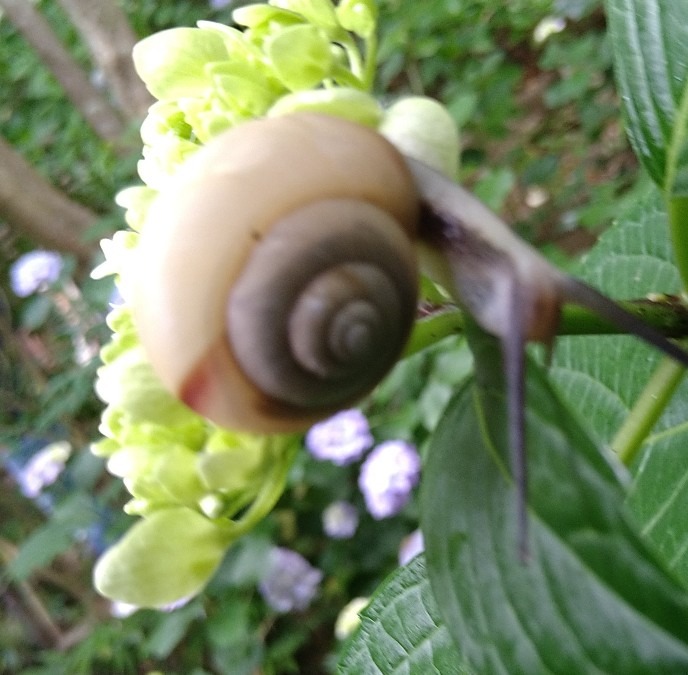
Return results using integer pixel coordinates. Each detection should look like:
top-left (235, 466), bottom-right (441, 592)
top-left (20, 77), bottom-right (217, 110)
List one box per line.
top-left (380, 96), bottom-right (460, 179)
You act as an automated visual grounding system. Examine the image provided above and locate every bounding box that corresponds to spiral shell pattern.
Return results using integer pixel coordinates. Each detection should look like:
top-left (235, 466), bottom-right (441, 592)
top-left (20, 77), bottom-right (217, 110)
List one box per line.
top-left (132, 113), bottom-right (419, 432)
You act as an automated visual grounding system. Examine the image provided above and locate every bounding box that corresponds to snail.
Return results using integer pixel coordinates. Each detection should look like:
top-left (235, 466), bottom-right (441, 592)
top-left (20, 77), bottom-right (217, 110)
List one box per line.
top-left (133, 111), bottom-right (688, 544)
top-left (132, 113), bottom-right (420, 433)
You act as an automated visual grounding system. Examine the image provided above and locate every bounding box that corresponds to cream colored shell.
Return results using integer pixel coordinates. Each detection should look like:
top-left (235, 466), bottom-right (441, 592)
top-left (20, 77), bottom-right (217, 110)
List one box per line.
top-left (132, 113), bottom-right (419, 432)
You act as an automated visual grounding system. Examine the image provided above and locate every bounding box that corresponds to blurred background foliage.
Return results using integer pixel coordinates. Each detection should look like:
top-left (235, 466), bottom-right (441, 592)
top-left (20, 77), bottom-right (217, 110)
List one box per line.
top-left (0, 0), bottom-right (641, 672)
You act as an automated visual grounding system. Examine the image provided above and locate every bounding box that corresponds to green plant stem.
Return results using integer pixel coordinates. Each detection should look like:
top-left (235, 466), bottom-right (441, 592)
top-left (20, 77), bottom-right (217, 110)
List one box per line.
top-left (404, 309), bottom-right (464, 356)
top-left (668, 196), bottom-right (688, 290)
top-left (611, 356), bottom-right (686, 466)
top-left (362, 34), bottom-right (377, 91)
top-left (226, 438), bottom-right (299, 540)
top-left (404, 295), bottom-right (688, 358)
top-left (340, 35), bottom-right (365, 84)
top-left (611, 195), bottom-right (688, 465)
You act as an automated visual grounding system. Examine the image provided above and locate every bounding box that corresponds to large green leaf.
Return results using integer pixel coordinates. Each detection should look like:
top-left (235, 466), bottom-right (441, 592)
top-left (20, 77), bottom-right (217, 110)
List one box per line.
top-left (421, 329), bottom-right (688, 674)
top-left (338, 555), bottom-right (469, 674)
top-left (550, 190), bottom-right (688, 584)
top-left (606, 0), bottom-right (688, 195)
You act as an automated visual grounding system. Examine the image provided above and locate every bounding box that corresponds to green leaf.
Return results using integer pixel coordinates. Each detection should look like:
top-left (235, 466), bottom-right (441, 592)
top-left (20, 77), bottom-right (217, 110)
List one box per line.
top-left (550, 190), bottom-right (688, 585)
top-left (606, 0), bottom-right (688, 195)
top-left (19, 295), bottom-right (52, 330)
top-left (8, 495), bottom-right (96, 580)
top-left (145, 601), bottom-right (204, 659)
top-left (422, 328), bottom-right (688, 673)
top-left (338, 555), bottom-right (469, 674)
top-left (93, 508), bottom-right (229, 607)
top-left (551, 190), bottom-right (682, 440)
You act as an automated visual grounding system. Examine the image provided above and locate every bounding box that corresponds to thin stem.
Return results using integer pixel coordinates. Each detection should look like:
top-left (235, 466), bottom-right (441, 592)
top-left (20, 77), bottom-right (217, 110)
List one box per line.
top-left (226, 438), bottom-right (299, 540)
top-left (403, 309), bottom-right (464, 357)
top-left (362, 34), bottom-right (377, 91)
top-left (339, 35), bottom-right (365, 84)
top-left (610, 195), bottom-right (688, 465)
top-left (402, 295), bottom-right (688, 361)
top-left (611, 356), bottom-right (686, 466)
top-left (0, 537), bottom-right (64, 648)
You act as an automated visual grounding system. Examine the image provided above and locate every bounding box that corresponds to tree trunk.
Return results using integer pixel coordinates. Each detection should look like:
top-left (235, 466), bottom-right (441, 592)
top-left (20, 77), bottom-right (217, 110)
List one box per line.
top-left (0, 0), bottom-right (126, 145)
top-left (0, 137), bottom-right (98, 265)
top-left (56, 0), bottom-right (153, 121)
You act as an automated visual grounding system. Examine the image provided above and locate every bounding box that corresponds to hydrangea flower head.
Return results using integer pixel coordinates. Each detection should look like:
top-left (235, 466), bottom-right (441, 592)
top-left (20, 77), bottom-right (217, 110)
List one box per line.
top-left (10, 250), bottom-right (62, 297)
top-left (305, 409), bottom-right (373, 465)
top-left (258, 547), bottom-right (323, 613)
top-left (358, 440), bottom-right (421, 519)
top-left (322, 500), bottom-right (359, 539)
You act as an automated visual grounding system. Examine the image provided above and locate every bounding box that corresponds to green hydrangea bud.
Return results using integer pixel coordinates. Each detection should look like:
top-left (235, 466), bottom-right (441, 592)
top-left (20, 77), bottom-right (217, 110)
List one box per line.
top-left (267, 87), bottom-right (382, 126)
top-left (380, 96), bottom-right (461, 179)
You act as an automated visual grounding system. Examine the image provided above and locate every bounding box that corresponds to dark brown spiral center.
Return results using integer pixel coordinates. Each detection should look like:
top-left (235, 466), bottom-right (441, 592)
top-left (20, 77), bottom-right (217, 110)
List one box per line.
top-left (226, 199), bottom-right (417, 412)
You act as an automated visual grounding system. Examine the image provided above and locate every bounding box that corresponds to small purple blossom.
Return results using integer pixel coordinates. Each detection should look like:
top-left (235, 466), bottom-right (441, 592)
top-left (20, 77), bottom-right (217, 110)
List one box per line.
top-left (305, 409), bottom-right (373, 466)
top-left (399, 529), bottom-right (425, 565)
top-left (323, 500), bottom-right (359, 539)
top-left (358, 440), bottom-right (421, 519)
top-left (10, 250), bottom-right (62, 297)
top-left (209, 0), bottom-right (232, 7)
top-left (258, 547), bottom-right (323, 613)
top-left (17, 441), bottom-right (71, 498)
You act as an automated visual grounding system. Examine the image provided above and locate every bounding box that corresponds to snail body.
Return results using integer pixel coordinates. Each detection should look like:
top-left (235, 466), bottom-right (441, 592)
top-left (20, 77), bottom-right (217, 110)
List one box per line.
top-left (132, 113), bottom-right (419, 432)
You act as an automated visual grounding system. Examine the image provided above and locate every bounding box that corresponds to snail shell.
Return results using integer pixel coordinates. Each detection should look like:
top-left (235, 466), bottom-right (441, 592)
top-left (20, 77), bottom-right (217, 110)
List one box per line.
top-left (132, 113), bottom-right (419, 433)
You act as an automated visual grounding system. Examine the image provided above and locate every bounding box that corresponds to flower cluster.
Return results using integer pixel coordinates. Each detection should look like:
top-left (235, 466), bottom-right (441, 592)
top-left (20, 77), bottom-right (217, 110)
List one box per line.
top-left (359, 440), bottom-right (421, 519)
top-left (9, 250), bottom-right (62, 298)
top-left (322, 500), bottom-right (359, 539)
top-left (308, 410), bottom-right (421, 521)
top-left (16, 441), bottom-right (72, 499)
top-left (90, 2), bottom-right (386, 608)
top-left (306, 409), bottom-right (373, 465)
top-left (258, 547), bottom-right (323, 613)
top-left (90, 0), bottom-right (458, 609)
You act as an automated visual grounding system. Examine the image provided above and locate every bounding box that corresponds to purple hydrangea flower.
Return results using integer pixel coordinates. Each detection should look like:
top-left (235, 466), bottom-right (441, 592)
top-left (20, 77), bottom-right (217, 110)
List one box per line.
top-left (258, 547), bottom-right (323, 613)
top-left (305, 409), bottom-right (373, 466)
top-left (17, 441), bottom-right (71, 498)
top-left (358, 440), bottom-right (421, 519)
top-left (322, 500), bottom-right (359, 539)
top-left (10, 250), bottom-right (62, 297)
top-left (399, 529), bottom-right (425, 565)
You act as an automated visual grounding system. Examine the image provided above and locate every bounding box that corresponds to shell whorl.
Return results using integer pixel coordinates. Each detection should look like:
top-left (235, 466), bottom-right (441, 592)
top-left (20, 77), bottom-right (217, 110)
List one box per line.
top-left (227, 198), bottom-right (417, 409)
top-left (132, 113), bottom-right (420, 432)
